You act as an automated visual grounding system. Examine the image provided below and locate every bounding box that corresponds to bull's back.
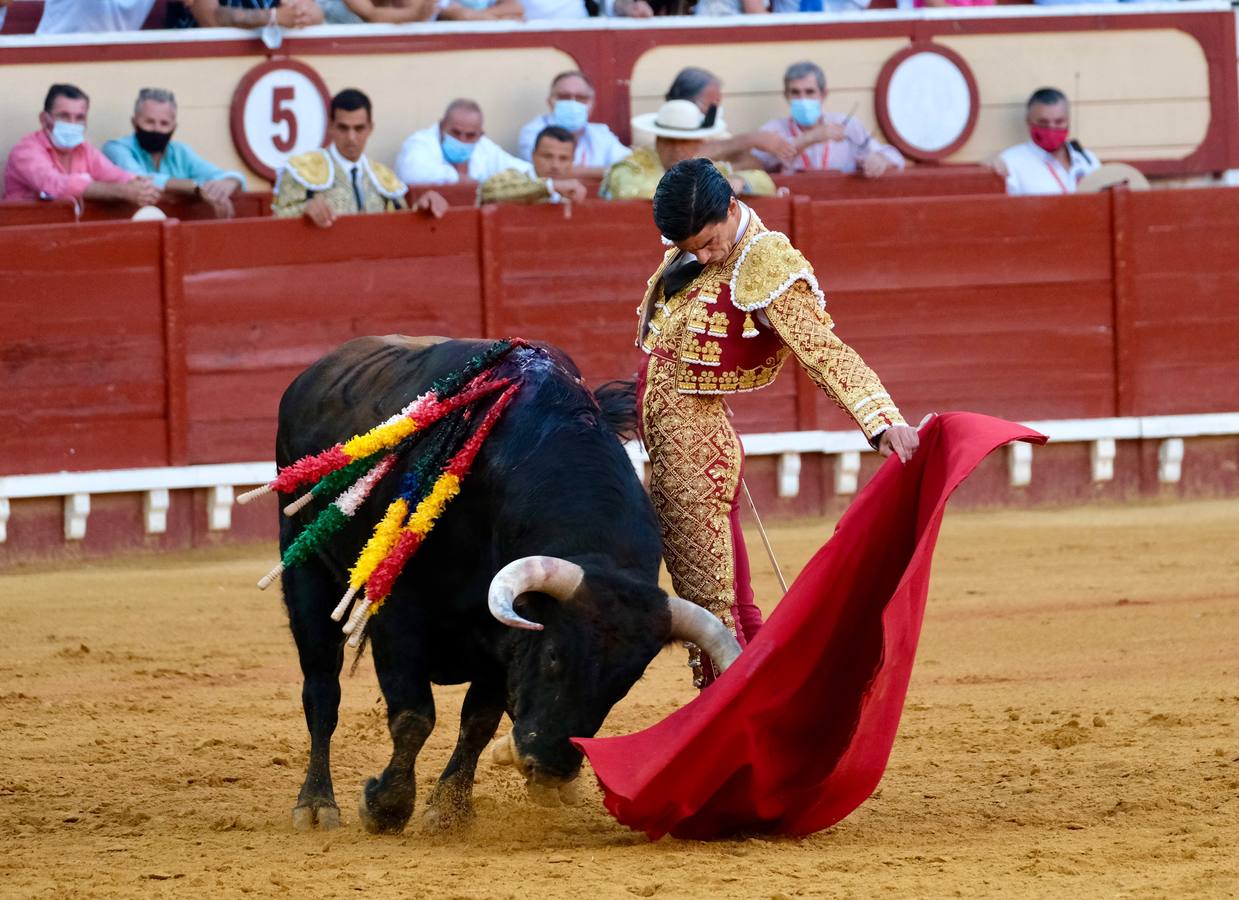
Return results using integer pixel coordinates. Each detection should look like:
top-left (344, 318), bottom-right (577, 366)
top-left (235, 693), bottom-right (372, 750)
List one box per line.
top-left (276, 336), bottom-right (492, 465)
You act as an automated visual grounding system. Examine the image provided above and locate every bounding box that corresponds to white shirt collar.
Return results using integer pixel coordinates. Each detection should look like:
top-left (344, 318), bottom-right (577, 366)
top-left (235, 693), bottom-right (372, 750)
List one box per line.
top-left (329, 142), bottom-right (367, 174)
top-left (732, 201), bottom-right (751, 248)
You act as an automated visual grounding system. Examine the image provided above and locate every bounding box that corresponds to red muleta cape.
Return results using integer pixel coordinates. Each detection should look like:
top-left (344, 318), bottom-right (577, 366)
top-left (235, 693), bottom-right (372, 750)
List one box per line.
top-left (572, 412), bottom-right (1046, 840)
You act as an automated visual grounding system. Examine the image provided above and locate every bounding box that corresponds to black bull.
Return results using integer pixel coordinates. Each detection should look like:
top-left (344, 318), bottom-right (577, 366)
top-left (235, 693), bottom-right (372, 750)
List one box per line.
top-left (276, 336), bottom-right (737, 833)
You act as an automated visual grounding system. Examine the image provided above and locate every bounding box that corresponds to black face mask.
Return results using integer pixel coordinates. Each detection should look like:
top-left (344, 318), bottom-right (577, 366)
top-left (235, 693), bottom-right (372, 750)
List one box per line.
top-left (135, 128), bottom-right (173, 154)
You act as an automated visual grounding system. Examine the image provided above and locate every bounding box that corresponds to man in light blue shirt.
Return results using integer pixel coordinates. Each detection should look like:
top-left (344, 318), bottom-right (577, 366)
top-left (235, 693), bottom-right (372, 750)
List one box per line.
top-left (103, 87), bottom-right (246, 218)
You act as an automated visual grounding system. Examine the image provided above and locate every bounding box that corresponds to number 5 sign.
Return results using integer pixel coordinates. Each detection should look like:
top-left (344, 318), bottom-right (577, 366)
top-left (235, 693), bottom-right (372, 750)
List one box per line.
top-left (230, 58), bottom-right (331, 182)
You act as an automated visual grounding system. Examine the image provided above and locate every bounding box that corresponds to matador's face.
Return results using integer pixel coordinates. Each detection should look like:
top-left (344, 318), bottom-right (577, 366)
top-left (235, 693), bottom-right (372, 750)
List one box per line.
top-left (672, 196), bottom-right (742, 266)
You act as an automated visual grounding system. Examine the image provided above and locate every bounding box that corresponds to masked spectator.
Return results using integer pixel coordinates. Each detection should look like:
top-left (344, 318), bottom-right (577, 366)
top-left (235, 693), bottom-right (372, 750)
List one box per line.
top-left (4, 83), bottom-right (160, 208)
top-left (274, 88), bottom-right (447, 228)
top-left (516, 71), bottom-right (630, 178)
top-left (478, 126), bottom-right (589, 205)
top-left (755, 61), bottom-right (904, 178)
top-left (602, 100), bottom-right (774, 200)
top-left (994, 87), bottom-right (1100, 196)
top-left (102, 88), bottom-right (246, 219)
top-left (395, 99), bottom-right (533, 186)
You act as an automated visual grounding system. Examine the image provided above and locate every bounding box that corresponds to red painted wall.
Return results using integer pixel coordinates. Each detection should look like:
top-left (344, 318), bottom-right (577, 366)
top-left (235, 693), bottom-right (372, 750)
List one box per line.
top-left (2, 188), bottom-right (1239, 480)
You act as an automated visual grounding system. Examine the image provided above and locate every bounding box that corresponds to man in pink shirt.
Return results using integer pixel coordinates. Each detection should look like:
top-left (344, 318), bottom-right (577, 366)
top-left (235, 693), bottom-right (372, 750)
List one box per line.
top-left (754, 61), bottom-right (904, 180)
top-left (4, 83), bottom-right (161, 206)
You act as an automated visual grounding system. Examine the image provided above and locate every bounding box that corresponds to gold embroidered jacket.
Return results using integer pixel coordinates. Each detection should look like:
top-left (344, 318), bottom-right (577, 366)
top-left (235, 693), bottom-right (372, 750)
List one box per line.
top-left (273, 149), bottom-right (407, 218)
top-left (602, 148), bottom-right (776, 201)
top-left (638, 209), bottom-right (906, 442)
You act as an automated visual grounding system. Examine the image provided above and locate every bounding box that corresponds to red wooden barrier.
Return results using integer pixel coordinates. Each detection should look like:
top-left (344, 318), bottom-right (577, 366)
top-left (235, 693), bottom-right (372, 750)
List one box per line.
top-left (176, 208), bottom-right (485, 462)
top-left (0, 220), bottom-right (168, 475)
top-left (794, 192), bottom-right (1116, 427)
top-left (79, 191), bottom-right (273, 222)
top-left (771, 166), bottom-right (1004, 202)
top-left (0, 200), bottom-right (77, 228)
top-left (1122, 188), bottom-right (1239, 416)
top-left (4, 188), bottom-right (1239, 479)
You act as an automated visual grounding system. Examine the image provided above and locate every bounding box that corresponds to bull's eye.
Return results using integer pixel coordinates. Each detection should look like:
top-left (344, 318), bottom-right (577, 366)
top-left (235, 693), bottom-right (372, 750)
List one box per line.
top-left (543, 644), bottom-right (561, 674)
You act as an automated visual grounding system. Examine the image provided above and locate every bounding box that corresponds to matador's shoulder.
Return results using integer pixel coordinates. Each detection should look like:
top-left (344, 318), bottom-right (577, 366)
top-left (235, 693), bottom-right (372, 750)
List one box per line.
top-left (281, 149), bottom-right (334, 191)
top-left (729, 229), bottom-right (823, 313)
top-left (367, 161), bottom-right (408, 200)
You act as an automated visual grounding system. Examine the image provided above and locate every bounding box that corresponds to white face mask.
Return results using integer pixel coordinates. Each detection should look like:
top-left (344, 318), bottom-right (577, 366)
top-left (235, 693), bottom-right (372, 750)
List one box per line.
top-left (50, 120), bottom-right (86, 150)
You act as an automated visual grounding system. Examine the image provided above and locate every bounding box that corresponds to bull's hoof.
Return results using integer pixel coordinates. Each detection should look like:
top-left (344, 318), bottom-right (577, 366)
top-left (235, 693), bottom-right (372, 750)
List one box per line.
top-left (421, 801), bottom-right (474, 834)
top-left (358, 777), bottom-right (412, 835)
top-left (291, 801), bottom-right (340, 832)
top-left (422, 781), bottom-right (475, 834)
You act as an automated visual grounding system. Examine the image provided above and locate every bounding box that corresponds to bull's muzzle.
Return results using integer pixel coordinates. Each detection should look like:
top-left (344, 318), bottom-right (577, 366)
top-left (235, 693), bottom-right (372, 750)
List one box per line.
top-left (490, 732), bottom-right (583, 807)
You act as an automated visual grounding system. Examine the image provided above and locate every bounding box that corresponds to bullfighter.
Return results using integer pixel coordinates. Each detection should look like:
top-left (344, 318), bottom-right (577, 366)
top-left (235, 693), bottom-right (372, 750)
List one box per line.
top-left (636, 158), bottom-right (920, 687)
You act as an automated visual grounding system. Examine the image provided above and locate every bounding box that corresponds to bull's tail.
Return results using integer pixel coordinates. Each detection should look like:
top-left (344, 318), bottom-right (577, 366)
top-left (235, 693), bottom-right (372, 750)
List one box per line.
top-left (595, 379), bottom-right (639, 442)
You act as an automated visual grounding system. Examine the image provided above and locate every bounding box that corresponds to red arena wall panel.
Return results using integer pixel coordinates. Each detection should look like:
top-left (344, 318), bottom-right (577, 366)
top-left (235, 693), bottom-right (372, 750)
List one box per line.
top-left (0, 221), bottom-right (169, 475)
top-left (177, 210), bottom-right (485, 463)
top-left (1120, 188), bottom-right (1239, 417)
top-left (796, 192), bottom-right (1117, 429)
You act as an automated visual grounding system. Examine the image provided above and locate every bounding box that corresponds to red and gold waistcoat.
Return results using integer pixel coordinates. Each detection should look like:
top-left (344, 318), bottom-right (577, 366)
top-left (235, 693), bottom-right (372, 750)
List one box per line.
top-left (637, 212), bottom-right (825, 395)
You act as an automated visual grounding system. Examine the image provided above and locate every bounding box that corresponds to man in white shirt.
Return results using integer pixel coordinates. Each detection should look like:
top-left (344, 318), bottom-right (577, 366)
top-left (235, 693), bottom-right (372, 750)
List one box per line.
top-left (516, 71), bottom-right (631, 178)
top-left (36, 0), bottom-right (156, 32)
top-left (995, 87), bottom-right (1100, 196)
top-left (396, 99), bottom-right (533, 187)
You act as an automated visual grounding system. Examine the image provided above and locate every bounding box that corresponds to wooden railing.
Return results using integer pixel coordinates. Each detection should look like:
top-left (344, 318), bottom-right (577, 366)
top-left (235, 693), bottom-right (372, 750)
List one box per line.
top-left (2, 187), bottom-right (1238, 479)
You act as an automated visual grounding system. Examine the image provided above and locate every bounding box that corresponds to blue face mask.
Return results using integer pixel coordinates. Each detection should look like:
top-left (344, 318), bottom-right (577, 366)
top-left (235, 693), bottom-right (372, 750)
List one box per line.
top-left (551, 99), bottom-right (589, 134)
top-left (789, 98), bottom-right (823, 128)
top-left (50, 119), bottom-right (86, 150)
top-left (441, 133), bottom-right (476, 165)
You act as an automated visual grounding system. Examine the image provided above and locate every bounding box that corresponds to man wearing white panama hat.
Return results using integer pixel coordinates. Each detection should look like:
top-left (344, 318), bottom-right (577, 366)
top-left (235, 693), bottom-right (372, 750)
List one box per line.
top-left (601, 99), bottom-right (775, 201)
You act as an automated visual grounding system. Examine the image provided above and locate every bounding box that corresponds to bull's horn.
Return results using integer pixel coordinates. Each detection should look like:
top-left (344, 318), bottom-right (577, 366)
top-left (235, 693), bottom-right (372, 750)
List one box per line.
top-left (666, 596), bottom-right (742, 674)
top-left (487, 556), bottom-right (585, 631)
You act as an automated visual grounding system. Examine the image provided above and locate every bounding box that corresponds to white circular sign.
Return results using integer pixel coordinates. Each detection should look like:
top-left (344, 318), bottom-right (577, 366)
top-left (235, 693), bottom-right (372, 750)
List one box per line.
top-left (884, 51), bottom-right (973, 154)
top-left (239, 67), bottom-right (329, 176)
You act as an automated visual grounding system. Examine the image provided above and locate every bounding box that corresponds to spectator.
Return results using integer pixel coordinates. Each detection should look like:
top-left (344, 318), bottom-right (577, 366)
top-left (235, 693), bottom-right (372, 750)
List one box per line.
top-left (601, 99), bottom-right (775, 200)
top-left (395, 99), bottom-right (533, 187)
top-left (755, 61), bottom-right (904, 178)
top-left (994, 87), bottom-right (1100, 196)
top-left (4, 84), bottom-right (160, 207)
top-left (516, 71), bottom-right (631, 177)
top-left (273, 89), bottom-right (447, 228)
top-left (170, 0), bottom-right (323, 29)
top-left (435, 0), bottom-right (524, 19)
top-left (767, 0), bottom-right (872, 9)
top-left (35, 0), bottom-right (155, 33)
top-left (478, 126), bottom-right (589, 205)
top-left (663, 67), bottom-right (797, 170)
top-left (316, 0), bottom-right (436, 22)
top-left (102, 88), bottom-right (246, 219)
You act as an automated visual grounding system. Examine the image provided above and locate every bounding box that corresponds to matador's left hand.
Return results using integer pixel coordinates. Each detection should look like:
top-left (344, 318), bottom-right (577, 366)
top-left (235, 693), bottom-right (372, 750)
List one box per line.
top-left (878, 424), bottom-right (919, 463)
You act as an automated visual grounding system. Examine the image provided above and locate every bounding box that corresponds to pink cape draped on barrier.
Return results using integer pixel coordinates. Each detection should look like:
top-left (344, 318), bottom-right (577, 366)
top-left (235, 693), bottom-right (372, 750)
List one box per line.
top-left (572, 412), bottom-right (1047, 840)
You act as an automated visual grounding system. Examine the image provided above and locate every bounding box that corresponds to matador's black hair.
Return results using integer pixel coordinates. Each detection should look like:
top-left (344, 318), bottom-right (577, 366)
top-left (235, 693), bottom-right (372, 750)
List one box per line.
top-left (652, 158), bottom-right (734, 243)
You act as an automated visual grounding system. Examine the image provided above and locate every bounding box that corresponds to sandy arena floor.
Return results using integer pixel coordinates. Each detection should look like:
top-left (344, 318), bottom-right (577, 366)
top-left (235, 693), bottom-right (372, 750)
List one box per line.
top-left (1, 499), bottom-right (1237, 899)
